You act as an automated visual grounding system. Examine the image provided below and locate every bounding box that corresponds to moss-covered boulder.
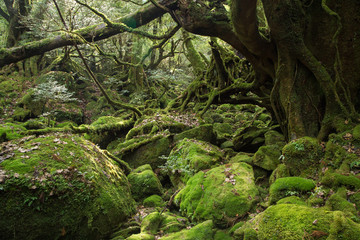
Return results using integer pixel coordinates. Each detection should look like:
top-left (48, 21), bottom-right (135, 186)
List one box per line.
top-left (18, 90), bottom-right (46, 118)
top-left (175, 162), bottom-right (259, 226)
top-left (269, 177), bottom-right (316, 204)
top-left (264, 130), bottom-right (285, 147)
top-left (269, 163), bottom-right (290, 185)
top-left (127, 164), bottom-right (163, 201)
top-left (159, 211), bottom-right (188, 234)
top-left (163, 138), bottom-right (224, 186)
top-left (233, 126), bottom-right (267, 152)
top-left (0, 122), bottom-right (26, 143)
top-left (282, 137), bottom-right (324, 176)
top-left (253, 145), bottom-right (282, 171)
top-left (117, 135), bottom-right (172, 169)
top-left (234, 204), bottom-right (360, 240)
top-left (0, 134), bottom-right (135, 239)
top-left (173, 124), bottom-right (216, 143)
top-left (160, 220), bottom-right (215, 240)
top-left (143, 194), bottom-right (165, 207)
top-left (213, 122), bottom-right (233, 143)
top-left (321, 171), bottom-right (360, 189)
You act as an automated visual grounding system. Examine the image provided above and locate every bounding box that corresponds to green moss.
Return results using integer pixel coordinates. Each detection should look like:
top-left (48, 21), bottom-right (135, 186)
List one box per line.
top-left (269, 164), bottom-right (290, 185)
top-left (164, 138), bottom-right (224, 186)
top-left (321, 171), bottom-right (360, 189)
top-left (175, 162), bottom-right (259, 227)
top-left (126, 233), bottom-right (155, 240)
top-left (349, 192), bottom-right (360, 211)
top-left (20, 90), bottom-right (45, 117)
top-left (23, 119), bottom-right (46, 130)
top-left (12, 107), bottom-right (32, 122)
top-left (282, 137), bottom-right (324, 176)
top-left (235, 204), bottom-right (360, 240)
top-left (269, 177), bottom-right (315, 204)
top-left (276, 196), bottom-right (307, 205)
top-left (264, 130), bottom-right (285, 147)
top-left (213, 122), bottom-right (233, 142)
top-left (325, 193), bottom-right (357, 218)
top-left (353, 124), bottom-right (360, 140)
top-left (143, 195), bottom-right (165, 207)
top-left (253, 145), bottom-right (282, 171)
top-left (173, 124), bottom-right (216, 143)
top-left (0, 134), bottom-right (135, 239)
top-left (141, 212), bottom-right (162, 234)
top-left (0, 122), bottom-right (26, 142)
top-left (214, 230), bottom-right (233, 240)
top-left (230, 152), bottom-right (253, 164)
top-left (127, 164), bottom-right (163, 201)
top-left (158, 212), bottom-right (188, 234)
top-left (160, 220), bottom-right (215, 240)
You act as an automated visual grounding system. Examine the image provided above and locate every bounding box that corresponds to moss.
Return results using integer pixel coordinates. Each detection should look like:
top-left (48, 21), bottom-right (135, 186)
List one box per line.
top-left (353, 124), bottom-right (360, 140)
top-left (164, 138), bottom-right (224, 186)
top-left (12, 107), bottom-right (32, 122)
top-left (0, 134), bottom-right (135, 239)
top-left (214, 230), bottom-right (233, 240)
top-left (173, 124), bottom-right (216, 143)
top-left (349, 192), bottom-right (360, 211)
top-left (264, 130), bottom-right (285, 147)
top-left (158, 212), bottom-right (188, 234)
top-left (160, 220), bottom-right (215, 240)
top-left (276, 196), bottom-right (307, 205)
top-left (143, 195), bottom-right (165, 207)
top-left (126, 233), bottom-right (155, 240)
top-left (253, 145), bottom-right (282, 171)
top-left (213, 122), bottom-right (233, 142)
top-left (0, 122), bottom-right (26, 142)
top-left (20, 90), bottom-right (45, 117)
top-left (269, 164), bottom-right (290, 185)
top-left (243, 228), bottom-right (258, 240)
top-left (282, 137), bottom-right (324, 176)
top-left (321, 171), bottom-right (360, 189)
top-left (325, 193), bottom-right (357, 218)
top-left (175, 162), bottom-right (259, 227)
top-left (118, 135), bottom-right (172, 169)
top-left (127, 164), bottom-right (163, 201)
top-left (23, 119), bottom-right (46, 130)
top-left (230, 152), bottom-right (253, 164)
top-left (233, 126), bottom-right (267, 152)
top-left (141, 212), bottom-right (162, 234)
top-left (235, 204), bottom-right (360, 240)
top-left (269, 177), bottom-right (315, 204)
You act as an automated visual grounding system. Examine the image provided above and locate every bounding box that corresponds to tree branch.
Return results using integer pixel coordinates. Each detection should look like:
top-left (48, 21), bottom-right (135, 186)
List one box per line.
top-left (0, 0), bottom-right (176, 68)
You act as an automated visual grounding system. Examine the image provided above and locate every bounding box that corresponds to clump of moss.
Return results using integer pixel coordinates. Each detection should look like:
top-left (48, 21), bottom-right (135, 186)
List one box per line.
top-left (143, 195), bottom-right (165, 208)
top-left (0, 122), bottom-right (27, 143)
top-left (282, 137), bottom-right (324, 176)
top-left (163, 138), bottom-right (224, 186)
top-left (127, 164), bottom-right (163, 201)
top-left (253, 145), bottom-right (282, 171)
top-left (0, 134), bottom-right (135, 239)
top-left (269, 177), bottom-right (315, 204)
top-left (325, 193), bottom-right (357, 218)
top-left (269, 164), bottom-right (290, 185)
top-left (175, 162), bottom-right (259, 226)
top-left (321, 171), bottom-right (360, 189)
top-left (173, 124), bottom-right (216, 143)
top-left (160, 220), bottom-right (215, 240)
top-left (235, 204), bottom-right (360, 239)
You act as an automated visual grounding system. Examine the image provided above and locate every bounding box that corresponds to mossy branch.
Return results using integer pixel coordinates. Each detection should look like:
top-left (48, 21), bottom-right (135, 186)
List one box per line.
top-left (71, 119), bottom-right (134, 134)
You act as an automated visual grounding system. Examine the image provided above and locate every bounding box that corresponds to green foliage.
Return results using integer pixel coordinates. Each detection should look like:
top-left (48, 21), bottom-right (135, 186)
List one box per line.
top-left (159, 154), bottom-right (195, 177)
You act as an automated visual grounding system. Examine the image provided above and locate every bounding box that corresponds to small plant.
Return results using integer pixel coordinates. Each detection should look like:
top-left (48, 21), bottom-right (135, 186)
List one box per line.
top-left (159, 154), bottom-right (195, 176)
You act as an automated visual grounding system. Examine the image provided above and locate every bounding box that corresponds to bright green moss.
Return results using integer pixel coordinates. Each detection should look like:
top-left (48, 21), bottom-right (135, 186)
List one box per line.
top-left (282, 137), bottom-right (324, 176)
top-left (269, 177), bottom-right (315, 204)
top-left (276, 196), bottom-right (307, 205)
top-left (253, 145), bottom-right (282, 171)
top-left (141, 212), bottom-right (162, 234)
top-left (160, 220), bottom-right (215, 240)
top-left (143, 195), bottom-right (165, 207)
top-left (269, 164), bottom-right (290, 185)
top-left (0, 122), bottom-right (26, 142)
top-left (175, 162), bottom-right (258, 227)
top-left (158, 212), bottom-right (188, 234)
top-left (127, 164), bottom-right (163, 201)
top-left (214, 230), bottom-right (233, 240)
top-left (0, 134), bottom-right (135, 239)
top-left (325, 193), bottom-right (357, 217)
top-left (126, 232), bottom-right (155, 240)
top-left (264, 130), bottom-right (285, 147)
top-left (235, 204), bottom-right (360, 240)
top-left (321, 171), bottom-right (360, 189)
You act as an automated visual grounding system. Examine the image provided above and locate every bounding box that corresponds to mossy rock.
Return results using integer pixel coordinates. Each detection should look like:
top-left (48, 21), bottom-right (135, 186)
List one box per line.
top-left (233, 126), bottom-right (267, 152)
top-left (234, 204), bottom-right (360, 240)
top-left (143, 195), bottom-right (165, 207)
top-left (160, 220), bottom-right (215, 240)
top-left (159, 212), bottom-right (188, 234)
top-left (164, 138), bottom-right (224, 186)
top-left (126, 232), bottom-right (155, 240)
top-left (213, 122), bottom-right (233, 143)
top-left (141, 212), bottom-right (162, 234)
top-left (269, 177), bottom-right (316, 204)
top-left (264, 130), bottom-right (285, 147)
top-left (19, 90), bottom-right (46, 117)
top-left (276, 196), bottom-right (307, 206)
top-left (353, 124), bottom-right (360, 140)
top-left (119, 136), bottom-right (172, 169)
top-left (253, 145), bottom-right (282, 171)
top-left (321, 171), bottom-right (360, 189)
top-left (127, 164), bottom-right (163, 201)
top-left (0, 122), bottom-right (26, 143)
top-left (173, 124), bottom-right (216, 143)
top-left (12, 107), bottom-right (32, 122)
top-left (325, 193), bottom-right (358, 218)
top-left (230, 152), bottom-right (253, 165)
top-left (282, 137), bottom-right (324, 176)
top-left (0, 134), bottom-right (135, 239)
top-left (175, 162), bottom-right (259, 226)
top-left (23, 119), bottom-right (46, 130)
top-left (269, 163), bottom-right (290, 185)
top-left (53, 106), bottom-right (83, 125)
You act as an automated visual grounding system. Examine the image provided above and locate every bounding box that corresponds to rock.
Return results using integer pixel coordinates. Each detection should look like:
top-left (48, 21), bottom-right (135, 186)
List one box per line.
top-left (230, 152), bottom-right (253, 165)
top-left (160, 220), bottom-right (215, 240)
top-left (143, 195), bottom-right (165, 207)
top-left (269, 177), bottom-right (315, 204)
top-left (175, 162), bottom-right (259, 226)
top-left (173, 124), bottom-right (216, 143)
top-left (264, 130), bottom-right (285, 147)
top-left (253, 145), bottom-right (282, 171)
top-left (127, 164), bottom-right (163, 201)
top-left (0, 134), bottom-right (135, 239)
top-left (282, 137), bottom-right (324, 176)
top-left (233, 126), bottom-right (267, 152)
top-left (234, 204), bottom-right (360, 239)
top-left (163, 138), bottom-right (223, 186)
top-left (213, 122), bottom-right (233, 143)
